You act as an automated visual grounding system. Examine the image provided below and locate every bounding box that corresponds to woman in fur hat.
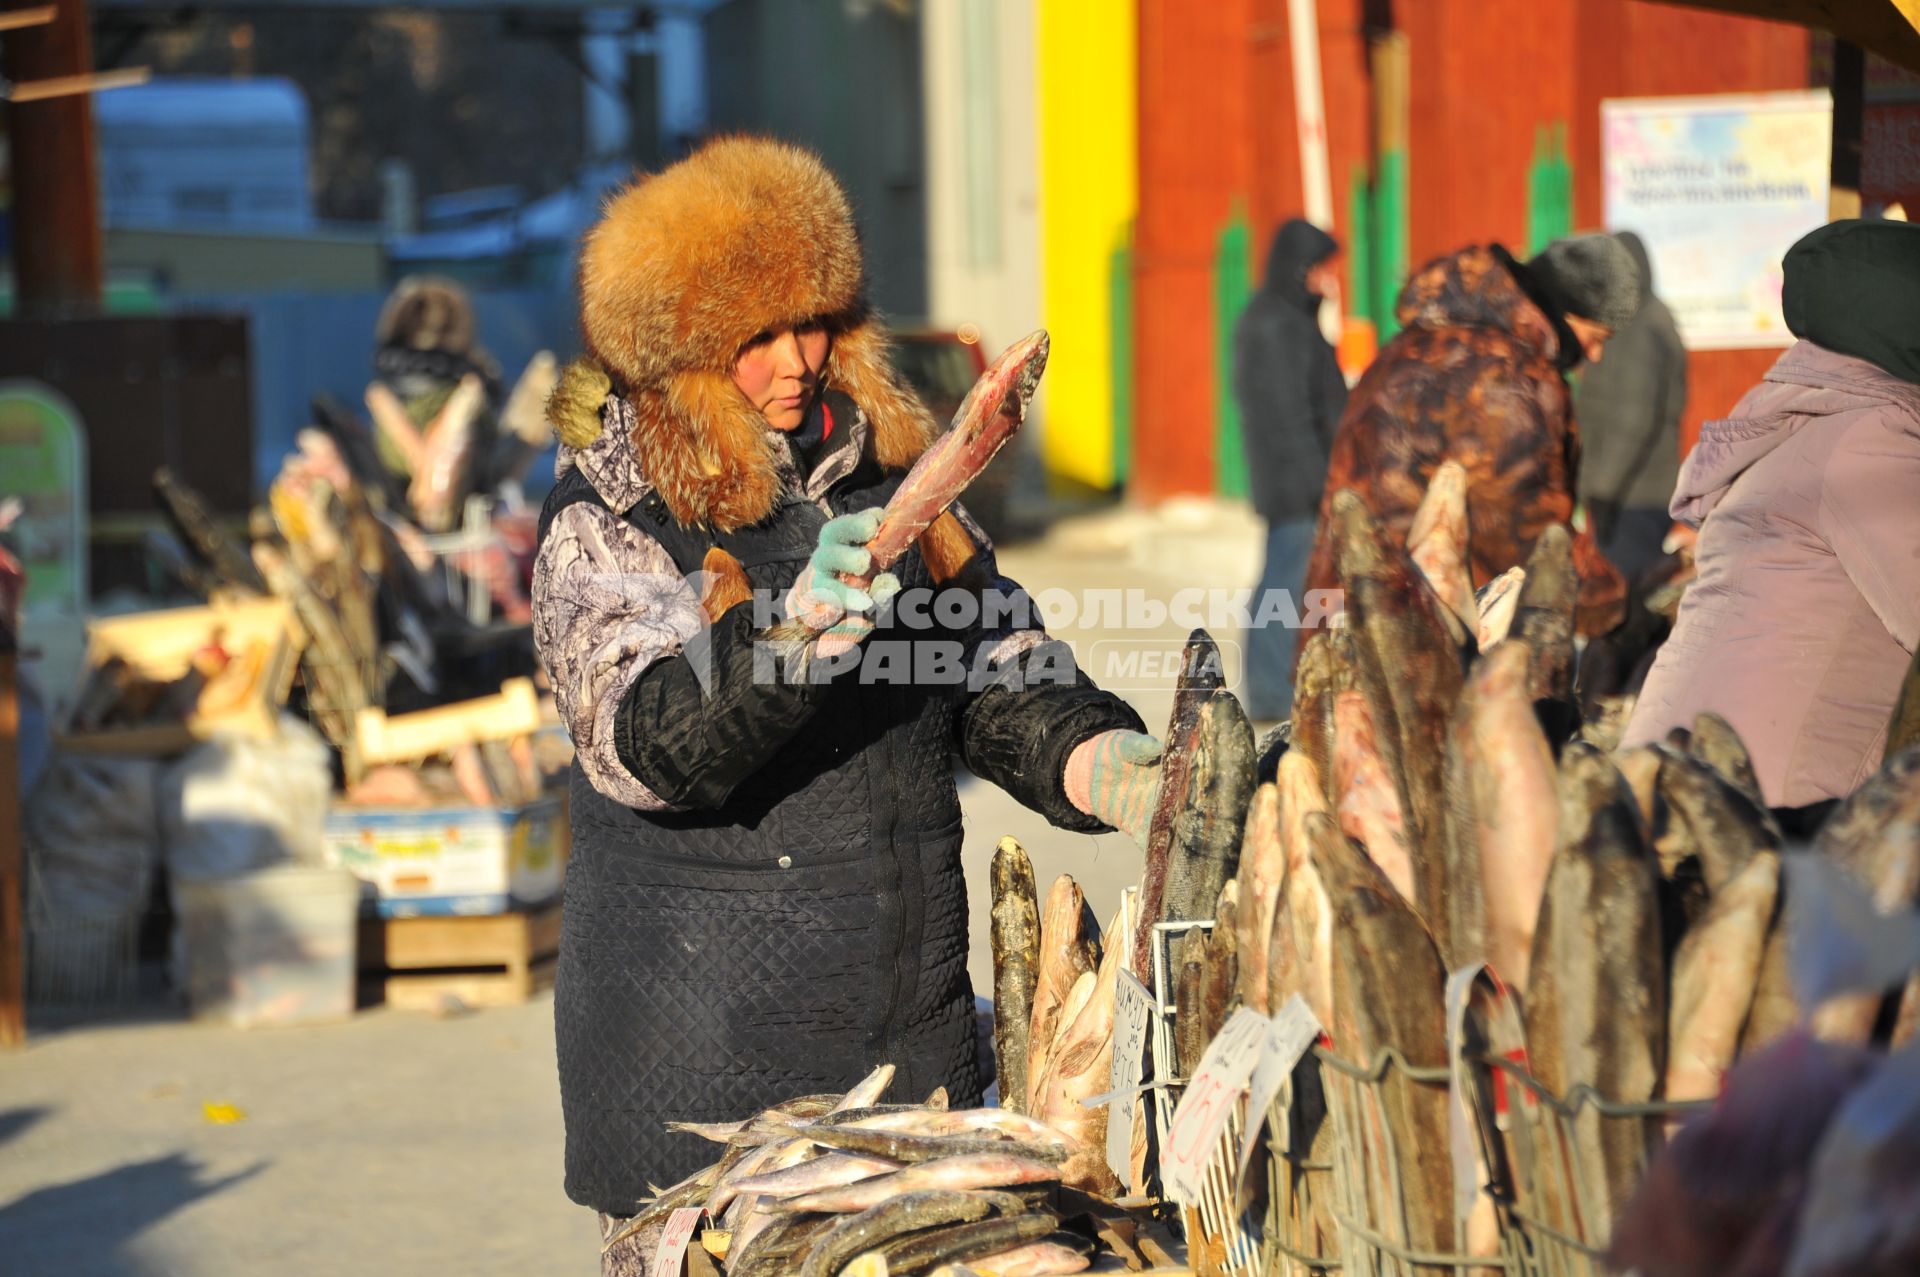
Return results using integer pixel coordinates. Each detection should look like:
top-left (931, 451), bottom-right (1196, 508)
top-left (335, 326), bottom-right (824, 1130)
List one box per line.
top-left (531, 136), bottom-right (1162, 1251)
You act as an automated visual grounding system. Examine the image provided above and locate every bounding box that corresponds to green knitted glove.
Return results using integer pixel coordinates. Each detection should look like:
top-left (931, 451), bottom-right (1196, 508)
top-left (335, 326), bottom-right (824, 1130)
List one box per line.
top-left (804, 510), bottom-right (889, 615)
top-left (1064, 730), bottom-right (1164, 845)
top-left (786, 510), bottom-right (899, 626)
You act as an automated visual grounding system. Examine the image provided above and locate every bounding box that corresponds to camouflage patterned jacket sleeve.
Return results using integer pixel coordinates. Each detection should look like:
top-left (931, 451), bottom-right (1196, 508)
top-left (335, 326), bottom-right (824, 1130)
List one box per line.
top-left (532, 500), bottom-right (707, 810)
top-left (533, 499), bottom-right (834, 812)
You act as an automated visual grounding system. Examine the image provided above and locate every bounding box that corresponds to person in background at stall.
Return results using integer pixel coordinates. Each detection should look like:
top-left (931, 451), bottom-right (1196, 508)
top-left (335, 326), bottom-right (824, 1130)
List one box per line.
top-left (370, 275), bottom-right (505, 513)
top-left (1299, 232), bottom-right (1639, 655)
top-left (1232, 218), bottom-right (1347, 722)
top-left (1575, 231), bottom-right (1688, 583)
top-left (1623, 218), bottom-right (1920, 810)
top-left (530, 137), bottom-right (1160, 1273)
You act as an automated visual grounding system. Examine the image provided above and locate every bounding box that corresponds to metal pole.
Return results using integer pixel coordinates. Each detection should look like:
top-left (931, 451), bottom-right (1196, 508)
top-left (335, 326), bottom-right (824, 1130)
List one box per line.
top-left (3, 0), bottom-right (105, 316)
top-left (1287, 0), bottom-right (1333, 231)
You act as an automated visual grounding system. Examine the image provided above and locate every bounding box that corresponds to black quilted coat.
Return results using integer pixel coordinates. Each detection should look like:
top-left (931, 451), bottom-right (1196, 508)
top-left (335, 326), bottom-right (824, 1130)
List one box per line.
top-left (535, 395), bottom-right (1142, 1215)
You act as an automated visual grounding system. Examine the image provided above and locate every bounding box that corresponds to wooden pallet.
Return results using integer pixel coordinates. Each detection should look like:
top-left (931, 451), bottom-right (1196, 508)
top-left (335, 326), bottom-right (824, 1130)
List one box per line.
top-left (358, 903), bottom-right (561, 1011)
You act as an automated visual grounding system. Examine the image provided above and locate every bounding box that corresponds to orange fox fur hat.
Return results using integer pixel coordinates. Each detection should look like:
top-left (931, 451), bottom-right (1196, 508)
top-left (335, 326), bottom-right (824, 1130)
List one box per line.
top-left (552, 135), bottom-right (935, 531)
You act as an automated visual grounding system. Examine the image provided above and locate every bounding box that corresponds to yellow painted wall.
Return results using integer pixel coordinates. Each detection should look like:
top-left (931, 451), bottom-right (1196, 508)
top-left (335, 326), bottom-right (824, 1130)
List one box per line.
top-left (1035, 0), bottom-right (1137, 489)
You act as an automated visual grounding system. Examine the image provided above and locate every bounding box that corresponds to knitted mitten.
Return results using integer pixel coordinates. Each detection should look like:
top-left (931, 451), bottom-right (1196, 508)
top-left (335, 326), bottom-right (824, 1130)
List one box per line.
top-left (1063, 730), bottom-right (1164, 845)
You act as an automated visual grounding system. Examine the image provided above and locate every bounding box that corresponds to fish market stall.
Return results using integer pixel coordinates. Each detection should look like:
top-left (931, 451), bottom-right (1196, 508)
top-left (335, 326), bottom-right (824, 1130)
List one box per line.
top-left (930, 464), bottom-right (1920, 1277)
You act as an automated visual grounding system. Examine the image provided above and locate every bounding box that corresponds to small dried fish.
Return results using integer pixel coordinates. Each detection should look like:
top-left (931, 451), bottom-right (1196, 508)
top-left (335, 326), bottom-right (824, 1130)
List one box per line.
top-left (877, 1215), bottom-right (1060, 1276)
top-left (990, 838), bottom-right (1042, 1115)
top-left (776, 1155), bottom-right (1061, 1215)
top-left (800, 1190), bottom-right (1001, 1277)
top-left (804, 1124), bottom-right (1067, 1167)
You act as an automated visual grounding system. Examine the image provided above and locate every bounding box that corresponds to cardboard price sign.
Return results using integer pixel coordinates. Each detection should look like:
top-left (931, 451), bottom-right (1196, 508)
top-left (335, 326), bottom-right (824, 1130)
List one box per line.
top-left (1105, 969), bottom-right (1155, 1183)
top-left (1162, 1007), bottom-right (1269, 1203)
top-left (650, 1207), bottom-right (704, 1276)
top-left (1236, 995), bottom-right (1324, 1176)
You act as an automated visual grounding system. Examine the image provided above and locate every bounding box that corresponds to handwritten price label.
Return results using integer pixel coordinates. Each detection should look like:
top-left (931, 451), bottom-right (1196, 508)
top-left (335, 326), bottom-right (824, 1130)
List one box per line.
top-left (1162, 1007), bottom-right (1270, 1204)
top-left (1445, 963), bottom-right (1490, 1238)
top-left (650, 1207), bottom-right (704, 1276)
top-left (1106, 969), bottom-right (1155, 1183)
top-left (1236, 995), bottom-right (1324, 1177)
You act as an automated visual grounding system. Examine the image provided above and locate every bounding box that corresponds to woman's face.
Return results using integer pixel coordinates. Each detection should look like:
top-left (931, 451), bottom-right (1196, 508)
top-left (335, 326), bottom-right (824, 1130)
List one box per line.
top-left (733, 321), bottom-right (831, 432)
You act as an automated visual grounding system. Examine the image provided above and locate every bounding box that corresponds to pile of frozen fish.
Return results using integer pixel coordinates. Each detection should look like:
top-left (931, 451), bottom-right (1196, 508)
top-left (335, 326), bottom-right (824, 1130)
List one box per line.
top-left (985, 462), bottom-right (1919, 1269)
top-left (611, 1065), bottom-right (1101, 1276)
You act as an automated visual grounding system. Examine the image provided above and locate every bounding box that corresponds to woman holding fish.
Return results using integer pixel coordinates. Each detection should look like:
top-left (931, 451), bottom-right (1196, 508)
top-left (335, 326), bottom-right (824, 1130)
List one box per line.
top-left (530, 138), bottom-right (1163, 1257)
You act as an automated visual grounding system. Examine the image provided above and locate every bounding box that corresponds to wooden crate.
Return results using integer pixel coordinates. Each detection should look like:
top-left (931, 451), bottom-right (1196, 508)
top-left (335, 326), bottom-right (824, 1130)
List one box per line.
top-left (57, 596), bottom-right (301, 755)
top-left (357, 903), bottom-right (560, 1011)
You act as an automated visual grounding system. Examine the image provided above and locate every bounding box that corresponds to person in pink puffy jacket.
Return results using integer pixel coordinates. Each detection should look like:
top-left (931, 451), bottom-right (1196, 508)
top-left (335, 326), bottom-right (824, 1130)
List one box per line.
top-left (1623, 219), bottom-right (1920, 807)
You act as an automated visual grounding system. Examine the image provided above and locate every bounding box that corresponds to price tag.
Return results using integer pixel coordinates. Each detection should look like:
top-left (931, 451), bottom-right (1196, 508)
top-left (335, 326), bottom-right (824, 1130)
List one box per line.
top-left (1236, 995), bottom-right (1323, 1177)
top-left (1444, 964), bottom-right (1487, 1236)
top-left (1105, 969), bottom-right (1155, 1183)
top-left (650, 1207), bottom-right (704, 1276)
top-left (1161, 1007), bottom-right (1270, 1204)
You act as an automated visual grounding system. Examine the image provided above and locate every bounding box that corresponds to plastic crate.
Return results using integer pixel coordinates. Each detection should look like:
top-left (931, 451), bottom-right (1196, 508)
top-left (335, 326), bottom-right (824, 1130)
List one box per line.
top-left (173, 865), bottom-right (361, 1028)
top-left (323, 792), bottom-right (567, 918)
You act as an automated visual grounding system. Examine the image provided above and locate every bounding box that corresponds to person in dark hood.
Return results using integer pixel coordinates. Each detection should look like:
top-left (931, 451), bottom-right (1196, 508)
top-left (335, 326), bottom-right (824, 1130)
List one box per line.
top-left (1623, 219), bottom-right (1920, 806)
top-left (1300, 233), bottom-right (1639, 654)
top-left (1232, 218), bottom-right (1346, 720)
top-left (1575, 231), bottom-right (1688, 582)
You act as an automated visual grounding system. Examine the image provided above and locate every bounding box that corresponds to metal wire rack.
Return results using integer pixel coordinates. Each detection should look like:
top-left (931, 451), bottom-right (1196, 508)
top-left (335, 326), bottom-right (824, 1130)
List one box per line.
top-left (1145, 919), bottom-right (1264, 1277)
top-left (1315, 1044), bottom-right (1521, 1277)
top-left (1465, 1052), bottom-right (1710, 1277)
top-left (1263, 1054), bottom-right (1342, 1275)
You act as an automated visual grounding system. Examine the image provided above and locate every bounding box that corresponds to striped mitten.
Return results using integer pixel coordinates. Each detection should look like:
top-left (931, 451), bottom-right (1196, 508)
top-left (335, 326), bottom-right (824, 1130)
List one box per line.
top-left (1064, 730), bottom-right (1164, 845)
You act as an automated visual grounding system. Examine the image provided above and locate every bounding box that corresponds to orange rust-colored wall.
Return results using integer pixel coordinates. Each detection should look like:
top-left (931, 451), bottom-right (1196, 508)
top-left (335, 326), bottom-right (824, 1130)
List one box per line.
top-left (1132, 0), bottom-right (1812, 498)
top-left (1402, 0), bottom-right (1579, 267)
top-left (1135, 0), bottom-right (1375, 502)
top-left (1132, 0), bottom-right (1253, 501)
top-left (1245, 0), bottom-right (1372, 277)
top-left (1570, 0), bottom-right (1810, 455)
top-left (1248, 0), bottom-right (1305, 243)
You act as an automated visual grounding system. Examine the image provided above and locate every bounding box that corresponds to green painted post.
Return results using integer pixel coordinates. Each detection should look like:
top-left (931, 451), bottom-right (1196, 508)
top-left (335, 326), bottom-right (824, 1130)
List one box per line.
top-left (1528, 123), bottom-right (1574, 254)
top-left (1213, 206), bottom-right (1253, 499)
top-left (1108, 227), bottom-right (1135, 486)
top-left (1373, 149), bottom-right (1407, 341)
top-left (1348, 165), bottom-right (1375, 328)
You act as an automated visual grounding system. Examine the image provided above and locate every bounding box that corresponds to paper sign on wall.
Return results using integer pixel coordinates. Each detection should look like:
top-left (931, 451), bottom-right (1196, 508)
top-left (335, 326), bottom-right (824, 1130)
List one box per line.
top-left (1602, 90), bottom-right (1831, 349)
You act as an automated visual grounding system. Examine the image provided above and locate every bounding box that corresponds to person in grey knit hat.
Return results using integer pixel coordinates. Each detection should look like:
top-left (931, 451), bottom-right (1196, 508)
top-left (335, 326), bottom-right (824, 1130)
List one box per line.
top-left (1526, 232), bottom-right (1646, 365)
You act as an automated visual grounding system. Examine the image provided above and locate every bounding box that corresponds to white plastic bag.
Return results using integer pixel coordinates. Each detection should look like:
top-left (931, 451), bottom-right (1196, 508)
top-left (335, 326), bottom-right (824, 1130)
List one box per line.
top-left (159, 716), bottom-right (334, 882)
top-left (24, 753), bottom-right (161, 920)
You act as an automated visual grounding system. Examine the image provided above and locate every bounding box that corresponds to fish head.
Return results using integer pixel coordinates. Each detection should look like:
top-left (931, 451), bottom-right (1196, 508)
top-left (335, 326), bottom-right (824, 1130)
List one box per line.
top-left (1518, 524), bottom-right (1577, 610)
top-left (1329, 490), bottom-right (1387, 583)
top-left (951, 328), bottom-right (1049, 444)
